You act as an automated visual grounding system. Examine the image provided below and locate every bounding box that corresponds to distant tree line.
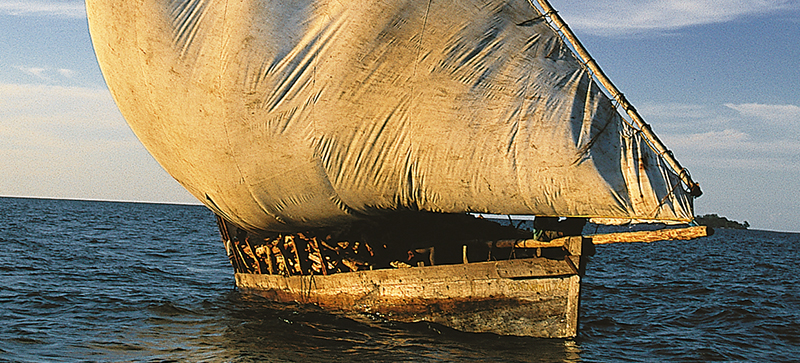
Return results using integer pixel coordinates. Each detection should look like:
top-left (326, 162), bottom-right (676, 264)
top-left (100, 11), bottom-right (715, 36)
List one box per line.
top-left (695, 214), bottom-right (749, 229)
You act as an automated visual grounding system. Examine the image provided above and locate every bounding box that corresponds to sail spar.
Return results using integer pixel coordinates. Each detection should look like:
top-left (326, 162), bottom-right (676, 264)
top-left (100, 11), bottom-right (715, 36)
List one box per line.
top-left (87, 0), bottom-right (700, 232)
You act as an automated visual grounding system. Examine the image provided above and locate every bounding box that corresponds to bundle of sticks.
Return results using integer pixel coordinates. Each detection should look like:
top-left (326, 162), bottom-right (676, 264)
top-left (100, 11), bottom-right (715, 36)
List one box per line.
top-left (231, 232), bottom-right (376, 276)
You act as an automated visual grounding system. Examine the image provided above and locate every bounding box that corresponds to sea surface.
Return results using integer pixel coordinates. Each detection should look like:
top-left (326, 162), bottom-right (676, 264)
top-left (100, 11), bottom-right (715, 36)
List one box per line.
top-left (1, 196), bottom-right (798, 362)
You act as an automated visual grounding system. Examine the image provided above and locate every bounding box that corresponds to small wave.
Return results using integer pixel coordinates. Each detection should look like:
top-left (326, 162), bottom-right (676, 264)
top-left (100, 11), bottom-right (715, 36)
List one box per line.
top-left (88, 340), bottom-right (145, 351)
top-left (148, 301), bottom-right (199, 316)
top-left (131, 264), bottom-right (169, 275)
top-left (9, 337), bottom-right (46, 345)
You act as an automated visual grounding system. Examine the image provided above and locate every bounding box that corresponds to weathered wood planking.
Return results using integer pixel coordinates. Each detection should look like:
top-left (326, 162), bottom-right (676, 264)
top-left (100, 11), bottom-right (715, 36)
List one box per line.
top-left (236, 257), bottom-right (582, 338)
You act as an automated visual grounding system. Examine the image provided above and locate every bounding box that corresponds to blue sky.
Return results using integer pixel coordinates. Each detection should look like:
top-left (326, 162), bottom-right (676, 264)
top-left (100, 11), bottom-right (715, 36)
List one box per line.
top-left (1, 0), bottom-right (799, 232)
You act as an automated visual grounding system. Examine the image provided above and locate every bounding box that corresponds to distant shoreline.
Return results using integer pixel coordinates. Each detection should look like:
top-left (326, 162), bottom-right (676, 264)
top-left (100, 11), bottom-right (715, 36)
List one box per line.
top-left (695, 214), bottom-right (749, 230)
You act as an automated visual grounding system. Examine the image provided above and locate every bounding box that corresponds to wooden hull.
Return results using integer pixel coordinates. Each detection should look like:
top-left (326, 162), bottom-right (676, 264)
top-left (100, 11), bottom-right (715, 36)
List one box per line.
top-left (226, 224), bottom-right (708, 338)
top-left (235, 257), bottom-right (582, 338)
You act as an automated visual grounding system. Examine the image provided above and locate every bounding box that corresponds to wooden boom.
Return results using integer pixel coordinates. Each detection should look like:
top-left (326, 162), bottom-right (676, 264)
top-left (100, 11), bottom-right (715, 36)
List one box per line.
top-left (490, 226), bottom-right (712, 249)
top-left (588, 226), bottom-right (712, 245)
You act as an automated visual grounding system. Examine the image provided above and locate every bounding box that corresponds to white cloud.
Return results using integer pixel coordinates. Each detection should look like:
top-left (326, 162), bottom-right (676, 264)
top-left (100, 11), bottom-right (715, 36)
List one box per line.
top-left (666, 129), bottom-right (800, 156)
top-left (675, 129), bottom-right (749, 145)
top-left (0, 1), bottom-right (86, 18)
top-left (642, 101), bottom-right (800, 135)
top-left (664, 129), bottom-right (750, 157)
top-left (724, 103), bottom-right (800, 124)
top-left (15, 66), bottom-right (78, 81)
top-left (16, 66), bottom-right (49, 80)
top-left (57, 68), bottom-right (75, 78)
top-left (553, 0), bottom-right (795, 36)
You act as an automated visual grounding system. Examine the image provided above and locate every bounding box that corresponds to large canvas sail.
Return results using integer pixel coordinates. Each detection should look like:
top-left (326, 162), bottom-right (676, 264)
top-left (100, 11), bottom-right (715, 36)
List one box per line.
top-left (87, 0), bottom-right (699, 233)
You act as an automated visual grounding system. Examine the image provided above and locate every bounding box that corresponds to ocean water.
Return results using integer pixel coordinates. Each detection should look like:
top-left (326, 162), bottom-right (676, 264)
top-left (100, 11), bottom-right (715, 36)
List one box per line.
top-left (1, 196), bottom-right (798, 362)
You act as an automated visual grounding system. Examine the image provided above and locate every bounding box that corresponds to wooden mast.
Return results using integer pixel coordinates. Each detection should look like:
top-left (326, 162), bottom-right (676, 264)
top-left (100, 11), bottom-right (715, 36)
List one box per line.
top-left (529, 0), bottom-right (702, 197)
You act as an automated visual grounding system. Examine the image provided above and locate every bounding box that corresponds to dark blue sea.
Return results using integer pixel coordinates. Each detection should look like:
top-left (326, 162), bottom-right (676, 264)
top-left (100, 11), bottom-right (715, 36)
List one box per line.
top-left (1, 197), bottom-right (798, 362)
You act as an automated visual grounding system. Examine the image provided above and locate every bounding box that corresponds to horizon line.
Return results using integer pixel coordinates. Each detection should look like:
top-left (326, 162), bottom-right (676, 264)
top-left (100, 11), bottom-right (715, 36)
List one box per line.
top-left (0, 194), bottom-right (204, 207)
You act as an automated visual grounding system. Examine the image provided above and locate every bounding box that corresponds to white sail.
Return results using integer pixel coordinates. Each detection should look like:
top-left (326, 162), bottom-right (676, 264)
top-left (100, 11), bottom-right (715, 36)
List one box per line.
top-left (86, 0), bottom-right (697, 232)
